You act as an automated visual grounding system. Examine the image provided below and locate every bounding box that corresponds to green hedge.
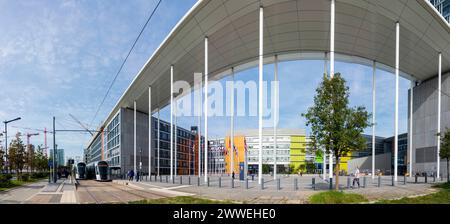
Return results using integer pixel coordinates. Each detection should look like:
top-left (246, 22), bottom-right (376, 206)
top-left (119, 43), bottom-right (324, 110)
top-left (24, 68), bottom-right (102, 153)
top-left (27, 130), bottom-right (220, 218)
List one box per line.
top-left (31, 172), bottom-right (49, 179)
top-left (0, 174), bottom-right (14, 188)
top-left (21, 173), bottom-right (30, 181)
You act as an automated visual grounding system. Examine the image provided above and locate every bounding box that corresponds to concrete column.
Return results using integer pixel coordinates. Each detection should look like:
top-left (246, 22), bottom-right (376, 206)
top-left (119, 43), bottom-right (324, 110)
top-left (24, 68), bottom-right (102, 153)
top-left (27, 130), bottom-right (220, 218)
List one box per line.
top-left (170, 65), bottom-right (174, 180)
top-left (204, 36), bottom-right (208, 183)
top-left (175, 98), bottom-right (178, 177)
top-left (328, 0), bottom-right (335, 179)
top-left (230, 68), bottom-right (235, 176)
top-left (157, 109), bottom-right (160, 176)
top-left (437, 52), bottom-right (442, 178)
top-left (409, 81), bottom-right (414, 179)
top-left (394, 22), bottom-right (399, 182)
top-left (273, 55), bottom-right (278, 180)
top-left (149, 86), bottom-right (152, 176)
top-left (134, 101), bottom-right (137, 175)
top-left (198, 76), bottom-right (202, 177)
top-left (323, 53), bottom-right (327, 180)
top-left (258, 6), bottom-right (264, 185)
top-left (372, 61), bottom-right (376, 179)
top-left (330, 0), bottom-right (335, 78)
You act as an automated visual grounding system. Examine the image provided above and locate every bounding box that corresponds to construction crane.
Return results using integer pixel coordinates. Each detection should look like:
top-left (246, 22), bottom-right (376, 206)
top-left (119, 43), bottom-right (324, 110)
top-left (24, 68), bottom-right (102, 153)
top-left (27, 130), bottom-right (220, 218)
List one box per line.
top-left (26, 133), bottom-right (39, 152)
top-left (69, 114), bottom-right (94, 136)
top-left (11, 126), bottom-right (50, 156)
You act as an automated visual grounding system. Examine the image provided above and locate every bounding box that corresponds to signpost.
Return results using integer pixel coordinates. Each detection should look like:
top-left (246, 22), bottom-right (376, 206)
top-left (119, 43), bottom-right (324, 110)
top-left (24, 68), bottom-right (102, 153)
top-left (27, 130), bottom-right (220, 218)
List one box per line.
top-left (48, 159), bottom-right (53, 183)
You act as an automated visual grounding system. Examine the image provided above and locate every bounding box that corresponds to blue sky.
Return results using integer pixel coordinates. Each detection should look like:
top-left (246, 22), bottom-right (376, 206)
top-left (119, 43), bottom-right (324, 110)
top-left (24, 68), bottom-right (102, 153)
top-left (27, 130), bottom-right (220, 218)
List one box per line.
top-left (0, 0), bottom-right (410, 161)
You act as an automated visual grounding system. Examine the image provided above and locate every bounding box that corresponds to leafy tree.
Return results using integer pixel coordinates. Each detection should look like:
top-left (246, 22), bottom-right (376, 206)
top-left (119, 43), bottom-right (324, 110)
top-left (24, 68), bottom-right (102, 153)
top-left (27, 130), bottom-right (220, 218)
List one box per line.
top-left (303, 73), bottom-right (370, 190)
top-left (306, 161), bottom-right (316, 174)
top-left (25, 144), bottom-right (35, 172)
top-left (299, 164), bottom-right (306, 172)
top-left (8, 133), bottom-right (26, 179)
top-left (262, 164), bottom-right (270, 174)
top-left (440, 128), bottom-right (450, 182)
top-left (34, 145), bottom-right (48, 172)
top-left (0, 145), bottom-right (4, 171)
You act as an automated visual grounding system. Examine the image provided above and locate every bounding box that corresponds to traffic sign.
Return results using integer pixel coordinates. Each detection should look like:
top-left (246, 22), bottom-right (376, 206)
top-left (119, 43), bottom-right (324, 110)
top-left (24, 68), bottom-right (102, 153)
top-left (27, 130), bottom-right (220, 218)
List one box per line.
top-left (48, 160), bottom-right (53, 167)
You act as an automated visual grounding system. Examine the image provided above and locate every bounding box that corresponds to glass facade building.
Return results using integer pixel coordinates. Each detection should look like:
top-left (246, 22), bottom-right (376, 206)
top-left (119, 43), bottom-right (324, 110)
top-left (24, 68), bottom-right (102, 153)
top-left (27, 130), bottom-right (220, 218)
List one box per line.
top-left (208, 138), bottom-right (225, 175)
top-left (430, 0), bottom-right (450, 23)
top-left (85, 108), bottom-right (200, 176)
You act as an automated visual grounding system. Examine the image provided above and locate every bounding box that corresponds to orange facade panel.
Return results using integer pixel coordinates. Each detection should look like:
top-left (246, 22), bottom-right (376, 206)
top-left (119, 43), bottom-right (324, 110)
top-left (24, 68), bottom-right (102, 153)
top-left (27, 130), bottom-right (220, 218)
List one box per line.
top-left (224, 136), bottom-right (246, 175)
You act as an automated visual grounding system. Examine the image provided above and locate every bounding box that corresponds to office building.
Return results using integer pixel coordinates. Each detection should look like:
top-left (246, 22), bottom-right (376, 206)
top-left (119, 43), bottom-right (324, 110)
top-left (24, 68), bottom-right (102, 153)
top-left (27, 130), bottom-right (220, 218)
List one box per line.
top-left (85, 108), bottom-right (200, 176)
top-left (430, 0), bottom-right (450, 23)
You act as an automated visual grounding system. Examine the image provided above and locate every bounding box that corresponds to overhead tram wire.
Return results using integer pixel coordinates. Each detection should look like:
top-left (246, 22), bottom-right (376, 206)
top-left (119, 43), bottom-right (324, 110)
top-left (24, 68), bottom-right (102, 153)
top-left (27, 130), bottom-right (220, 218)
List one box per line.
top-left (88, 0), bottom-right (163, 129)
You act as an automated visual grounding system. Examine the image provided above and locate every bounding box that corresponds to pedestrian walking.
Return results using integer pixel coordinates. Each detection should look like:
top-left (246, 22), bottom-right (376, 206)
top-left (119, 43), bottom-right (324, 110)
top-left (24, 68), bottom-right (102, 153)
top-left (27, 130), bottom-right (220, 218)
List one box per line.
top-left (352, 167), bottom-right (360, 188)
top-left (232, 171), bottom-right (235, 180)
top-left (136, 170), bottom-right (140, 182)
top-left (128, 169), bottom-right (134, 181)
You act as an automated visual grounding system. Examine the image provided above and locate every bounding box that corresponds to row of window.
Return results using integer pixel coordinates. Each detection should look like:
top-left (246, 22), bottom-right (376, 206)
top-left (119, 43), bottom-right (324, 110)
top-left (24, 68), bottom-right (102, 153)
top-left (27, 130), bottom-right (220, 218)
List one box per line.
top-left (107, 113), bottom-right (121, 152)
top-left (247, 150), bottom-right (291, 156)
top-left (247, 144), bottom-right (291, 149)
top-left (248, 157), bottom-right (290, 162)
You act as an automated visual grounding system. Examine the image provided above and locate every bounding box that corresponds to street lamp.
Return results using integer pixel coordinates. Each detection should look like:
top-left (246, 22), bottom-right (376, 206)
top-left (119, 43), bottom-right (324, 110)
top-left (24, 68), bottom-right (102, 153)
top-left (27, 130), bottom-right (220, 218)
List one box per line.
top-left (3, 117), bottom-right (21, 173)
top-left (139, 147), bottom-right (142, 180)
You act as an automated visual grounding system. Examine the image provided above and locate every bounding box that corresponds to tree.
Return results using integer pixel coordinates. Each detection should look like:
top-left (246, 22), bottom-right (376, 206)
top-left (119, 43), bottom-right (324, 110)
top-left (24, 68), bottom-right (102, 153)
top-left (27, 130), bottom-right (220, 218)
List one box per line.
top-left (262, 164), bottom-right (270, 174)
top-left (8, 133), bottom-right (26, 179)
top-left (34, 145), bottom-right (48, 172)
top-left (303, 73), bottom-right (371, 190)
top-left (440, 128), bottom-right (450, 182)
top-left (306, 161), bottom-right (316, 174)
top-left (25, 144), bottom-right (35, 173)
top-left (0, 145), bottom-right (5, 171)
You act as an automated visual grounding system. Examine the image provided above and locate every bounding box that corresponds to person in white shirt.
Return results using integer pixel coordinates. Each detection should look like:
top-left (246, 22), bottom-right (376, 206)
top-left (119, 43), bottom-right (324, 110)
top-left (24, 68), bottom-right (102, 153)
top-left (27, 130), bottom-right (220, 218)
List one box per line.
top-left (352, 167), bottom-right (360, 188)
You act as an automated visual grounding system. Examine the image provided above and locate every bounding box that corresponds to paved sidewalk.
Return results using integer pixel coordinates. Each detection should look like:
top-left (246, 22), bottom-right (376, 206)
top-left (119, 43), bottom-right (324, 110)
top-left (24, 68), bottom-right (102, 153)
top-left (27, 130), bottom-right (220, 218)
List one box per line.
top-left (0, 179), bottom-right (48, 204)
top-left (25, 178), bottom-right (77, 204)
top-left (128, 174), bottom-right (443, 203)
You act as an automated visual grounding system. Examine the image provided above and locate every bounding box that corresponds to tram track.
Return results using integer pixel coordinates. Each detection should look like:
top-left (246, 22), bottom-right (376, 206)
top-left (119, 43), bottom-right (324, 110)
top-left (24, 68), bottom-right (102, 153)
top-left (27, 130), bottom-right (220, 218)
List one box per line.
top-left (76, 180), bottom-right (169, 203)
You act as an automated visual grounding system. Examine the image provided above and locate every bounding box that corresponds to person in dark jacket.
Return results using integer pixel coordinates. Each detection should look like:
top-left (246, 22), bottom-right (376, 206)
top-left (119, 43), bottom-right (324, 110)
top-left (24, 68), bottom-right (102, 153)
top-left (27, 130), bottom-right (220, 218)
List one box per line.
top-left (128, 170), bottom-right (134, 181)
top-left (136, 170), bottom-right (140, 182)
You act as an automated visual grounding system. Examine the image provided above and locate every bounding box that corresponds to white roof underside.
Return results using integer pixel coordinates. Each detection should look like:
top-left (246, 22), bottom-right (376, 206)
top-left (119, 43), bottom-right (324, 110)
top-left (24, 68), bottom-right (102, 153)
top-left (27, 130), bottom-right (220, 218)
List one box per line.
top-left (100, 0), bottom-right (450, 132)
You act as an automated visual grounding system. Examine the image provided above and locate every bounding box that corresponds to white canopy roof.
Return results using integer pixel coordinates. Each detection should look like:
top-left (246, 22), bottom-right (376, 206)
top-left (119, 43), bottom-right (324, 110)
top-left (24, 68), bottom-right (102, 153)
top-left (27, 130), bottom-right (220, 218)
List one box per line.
top-left (99, 0), bottom-right (450, 131)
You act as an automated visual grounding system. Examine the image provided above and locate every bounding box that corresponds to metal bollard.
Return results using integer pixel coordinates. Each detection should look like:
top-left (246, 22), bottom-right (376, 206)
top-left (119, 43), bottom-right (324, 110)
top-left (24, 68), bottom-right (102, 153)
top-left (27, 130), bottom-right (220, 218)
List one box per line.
top-left (189, 176), bottom-right (191, 185)
top-left (433, 174), bottom-right (436, 182)
top-left (261, 178), bottom-right (264, 190)
top-left (277, 178), bottom-right (281, 190)
top-left (415, 175), bottom-right (417, 183)
top-left (363, 176), bottom-right (366, 188)
top-left (391, 175), bottom-right (395, 186)
top-left (207, 177), bottom-right (210, 187)
top-left (231, 178), bottom-right (234, 188)
top-left (166, 176), bottom-right (168, 183)
top-left (312, 177), bottom-right (316, 190)
top-left (425, 175), bottom-right (428, 183)
top-left (146, 175), bottom-right (148, 181)
top-left (218, 177), bottom-right (221, 188)
top-left (246, 178), bottom-right (249, 189)
top-left (347, 177), bottom-right (350, 189)
top-left (197, 177), bottom-right (200, 186)
top-left (180, 176), bottom-right (182, 185)
top-left (252, 175), bottom-right (254, 181)
top-left (404, 175), bottom-right (406, 185)
top-left (378, 176), bottom-right (381, 187)
top-left (294, 178), bottom-right (298, 191)
top-left (329, 178), bottom-right (333, 190)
